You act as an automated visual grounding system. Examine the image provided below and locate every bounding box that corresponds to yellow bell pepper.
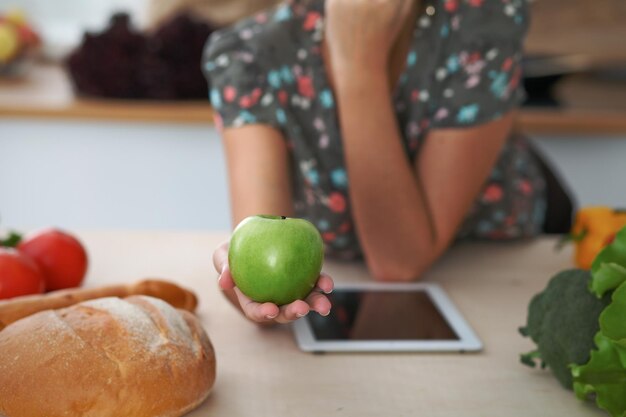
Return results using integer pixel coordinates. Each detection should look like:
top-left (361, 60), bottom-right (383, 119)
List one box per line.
top-left (569, 207), bottom-right (626, 269)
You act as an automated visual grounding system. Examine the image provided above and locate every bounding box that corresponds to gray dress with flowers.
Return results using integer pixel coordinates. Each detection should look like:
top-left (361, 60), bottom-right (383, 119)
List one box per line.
top-left (203, 0), bottom-right (546, 259)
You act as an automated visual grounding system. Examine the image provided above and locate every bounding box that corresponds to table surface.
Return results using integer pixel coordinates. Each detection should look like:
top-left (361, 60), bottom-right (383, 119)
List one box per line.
top-left (74, 230), bottom-right (605, 417)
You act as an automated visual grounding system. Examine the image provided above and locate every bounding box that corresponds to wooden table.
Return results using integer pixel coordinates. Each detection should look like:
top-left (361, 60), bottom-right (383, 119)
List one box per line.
top-left (77, 230), bottom-right (605, 417)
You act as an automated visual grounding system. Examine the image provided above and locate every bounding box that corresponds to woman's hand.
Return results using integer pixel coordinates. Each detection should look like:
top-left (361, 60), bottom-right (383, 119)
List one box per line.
top-left (324, 0), bottom-right (415, 73)
top-left (213, 241), bottom-right (333, 324)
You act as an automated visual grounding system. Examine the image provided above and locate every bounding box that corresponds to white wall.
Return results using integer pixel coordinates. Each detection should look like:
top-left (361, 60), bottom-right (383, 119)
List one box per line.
top-left (533, 135), bottom-right (626, 208)
top-left (0, 119), bottom-right (231, 231)
top-left (1, 118), bottom-right (626, 231)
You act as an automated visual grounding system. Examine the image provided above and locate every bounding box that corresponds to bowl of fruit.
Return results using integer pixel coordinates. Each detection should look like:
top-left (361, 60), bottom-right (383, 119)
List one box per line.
top-left (0, 9), bottom-right (41, 78)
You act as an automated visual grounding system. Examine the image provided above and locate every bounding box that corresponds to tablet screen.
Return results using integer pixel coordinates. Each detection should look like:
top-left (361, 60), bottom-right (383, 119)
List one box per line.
top-left (307, 290), bottom-right (459, 341)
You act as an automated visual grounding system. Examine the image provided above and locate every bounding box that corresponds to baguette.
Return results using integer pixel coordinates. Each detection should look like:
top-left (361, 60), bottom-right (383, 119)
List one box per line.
top-left (0, 279), bottom-right (197, 331)
top-left (0, 295), bottom-right (216, 417)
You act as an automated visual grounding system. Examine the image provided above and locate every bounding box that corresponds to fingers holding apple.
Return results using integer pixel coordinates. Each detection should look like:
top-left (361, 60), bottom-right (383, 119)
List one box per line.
top-left (218, 261), bottom-right (334, 324)
top-left (228, 215), bottom-right (325, 304)
top-left (218, 215), bottom-right (334, 324)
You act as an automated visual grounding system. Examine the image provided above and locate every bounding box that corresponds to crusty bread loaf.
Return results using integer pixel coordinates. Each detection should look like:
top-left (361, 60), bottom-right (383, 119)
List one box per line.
top-left (0, 279), bottom-right (199, 331)
top-left (0, 296), bottom-right (216, 417)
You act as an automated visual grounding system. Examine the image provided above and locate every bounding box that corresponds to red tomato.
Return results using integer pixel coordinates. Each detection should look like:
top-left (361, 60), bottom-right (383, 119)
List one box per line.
top-left (0, 248), bottom-right (45, 299)
top-left (18, 229), bottom-right (88, 291)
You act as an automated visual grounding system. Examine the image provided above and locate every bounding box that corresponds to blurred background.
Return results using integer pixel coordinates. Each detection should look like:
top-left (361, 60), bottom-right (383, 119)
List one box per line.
top-left (1, 0), bottom-right (625, 231)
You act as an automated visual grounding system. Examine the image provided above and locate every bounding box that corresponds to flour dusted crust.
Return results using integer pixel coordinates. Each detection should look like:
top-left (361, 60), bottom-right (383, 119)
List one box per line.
top-left (0, 296), bottom-right (216, 417)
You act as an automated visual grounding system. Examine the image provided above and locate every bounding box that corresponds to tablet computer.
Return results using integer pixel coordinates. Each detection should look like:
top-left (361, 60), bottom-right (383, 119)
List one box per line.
top-left (292, 282), bottom-right (482, 353)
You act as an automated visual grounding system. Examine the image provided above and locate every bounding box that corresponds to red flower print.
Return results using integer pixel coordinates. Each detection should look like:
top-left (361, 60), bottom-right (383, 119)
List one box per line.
top-left (297, 76), bottom-right (315, 98)
top-left (223, 86), bottom-right (237, 103)
top-left (322, 232), bottom-right (336, 242)
top-left (483, 184), bottom-right (503, 203)
top-left (239, 88), bottom-right (262, 108)
top-left (444, 0), bottom-right (458, 12)
top-left (518, 179), bottom-right (533, 195)
top-left (239, 96), bottom-right (252, 108)
top-left (213, 113), bottom-right (224, 131)
top-left (502, 57), bottom-right (513, 72)
top-left (509, 67), bottom-right (521, 90)
top-left (468, 52), bottom-right (481, 64)
top-left (339, 222), bottom-right (352, 233)
top-left (303, 11), bottom-right (321, 31)
top-left (251, 88), bottom-right (263, 101)
top-left (278, 90), bottom-right (288, 105)
top-left (411, 90), bottom-right (420, 101)
top-left (328, 192), bottom-right (346, 213)
top-left (468, 0), bottom-right (483, 6)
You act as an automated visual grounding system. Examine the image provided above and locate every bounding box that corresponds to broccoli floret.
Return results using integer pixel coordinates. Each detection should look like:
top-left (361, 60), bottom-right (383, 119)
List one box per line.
top-left (519, 269), bottom-right (612, 388)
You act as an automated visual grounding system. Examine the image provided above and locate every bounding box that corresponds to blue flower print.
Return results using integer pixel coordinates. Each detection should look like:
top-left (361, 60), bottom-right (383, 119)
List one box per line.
top-left (331, 168), bottom-right (348, 189)
top-left (280, 66), bottom-right (294, 84)
top-left (204, 61), bottom-right (216, 72)
top-left (276, 108), bottom-right (287, 125)
top-left (446, 55), bottom-right (460, 73)
top-left (477, 220), bottom-right (493, 234)
top-left (306, 169), bottom-right (320, 185)
top-left (319, 89), bottom-right (334, 109)
top-left (268, 70), bottom-right (282, 88)
top-left (406, 51), bottom-right (418, 67)
top-left (333, 235), bottom-right (349, 248)
top-left (440, 24), bottom-right (449, 38)
top-left (456, 104), bottom-right (479, 123)
top-left (210, 88), bottom-right (222, 108)
top-left (489, 70), bottom-right (509, 99)
top-left (274, 5), bottom-right (292, 21)
top-left (239, 111), bottom-right (256, 124)
top-left (318, 219), bottom-right (330, 232)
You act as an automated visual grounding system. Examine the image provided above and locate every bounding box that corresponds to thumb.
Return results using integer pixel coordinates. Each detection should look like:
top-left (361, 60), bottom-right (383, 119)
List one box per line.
top-left (218, 265), bottom-right (236, 290)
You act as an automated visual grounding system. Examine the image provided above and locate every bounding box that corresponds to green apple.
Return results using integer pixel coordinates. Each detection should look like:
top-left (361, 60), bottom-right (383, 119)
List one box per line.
top-left (228, 215), bottom-right (324, 305)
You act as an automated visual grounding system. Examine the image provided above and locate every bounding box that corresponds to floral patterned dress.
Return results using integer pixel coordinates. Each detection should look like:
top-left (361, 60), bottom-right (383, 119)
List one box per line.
top-left (203, 0), bottom-right (546, 259)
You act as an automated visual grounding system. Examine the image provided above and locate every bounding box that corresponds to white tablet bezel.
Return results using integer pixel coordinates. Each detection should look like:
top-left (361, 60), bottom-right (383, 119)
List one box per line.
top-left (292, 282), bottom-right (483, 353)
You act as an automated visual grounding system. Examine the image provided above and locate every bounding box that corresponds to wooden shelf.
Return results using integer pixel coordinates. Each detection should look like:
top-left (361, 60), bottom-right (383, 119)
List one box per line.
top-left (2, 63), bottom-right (626, 135)
top-left (0, 63), bottom-right (214, 125)
top-left (517, 110), bottom-right (626, 135)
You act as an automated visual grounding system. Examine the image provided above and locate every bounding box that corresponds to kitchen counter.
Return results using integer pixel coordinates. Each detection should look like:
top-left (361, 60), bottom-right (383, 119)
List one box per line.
top-left (75, 230), bottom-right (604, 417)
top-left (2, 63), bottom-right (626, 135)
top-left (0, 64), bottom-right (214, 125)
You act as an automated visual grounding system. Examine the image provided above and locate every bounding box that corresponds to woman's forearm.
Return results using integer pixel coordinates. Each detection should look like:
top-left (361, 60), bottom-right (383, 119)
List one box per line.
top-left (334, 70), bottom-right (441, 281)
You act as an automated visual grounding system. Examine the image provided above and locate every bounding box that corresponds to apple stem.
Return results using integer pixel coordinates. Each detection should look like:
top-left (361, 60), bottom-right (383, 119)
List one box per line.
top-left (0, 231), bottom-right (23, 248)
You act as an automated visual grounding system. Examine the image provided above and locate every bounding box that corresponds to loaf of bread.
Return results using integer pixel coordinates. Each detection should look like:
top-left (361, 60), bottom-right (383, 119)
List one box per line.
top-left (0, 279), bottom-right (199, 331)
top-left (0, 296), bottom-right (216, 417)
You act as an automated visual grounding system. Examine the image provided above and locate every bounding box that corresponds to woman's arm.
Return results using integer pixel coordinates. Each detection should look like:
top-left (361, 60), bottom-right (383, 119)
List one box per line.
top-left (325, 0), bottom-right (510, 281)
top-left (214, 125), bottom-right (333, 323)
top-left (336, 75), bottom-right (509, 280)
top-left (223, 125), bottom-right (295, 225)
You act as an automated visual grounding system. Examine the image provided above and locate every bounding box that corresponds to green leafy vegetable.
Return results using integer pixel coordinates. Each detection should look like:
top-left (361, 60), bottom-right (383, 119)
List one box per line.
top-left (600, 282), bottom-right (626, 344)
top-left (520, 269), bottom-right (611, 388)
top-left (591, 226), bottom-right (626, 297)
top-left (572, 331), bottom-right (626, 417)
top-left (0, 231), bottom-right (22, 248)
top-left (521, 225), bottom-right (626, 417)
